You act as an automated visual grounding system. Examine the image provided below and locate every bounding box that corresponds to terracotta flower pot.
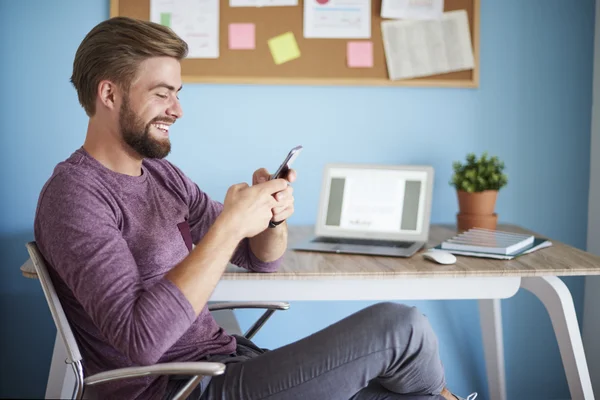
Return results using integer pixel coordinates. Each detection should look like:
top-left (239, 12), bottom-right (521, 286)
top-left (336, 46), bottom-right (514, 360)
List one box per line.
top-left (457, 190), bottom-right (498, 215)
top-left (456, 190), bottom-right (499, 231)
top-left (457, 213), bottom-right (498, 232)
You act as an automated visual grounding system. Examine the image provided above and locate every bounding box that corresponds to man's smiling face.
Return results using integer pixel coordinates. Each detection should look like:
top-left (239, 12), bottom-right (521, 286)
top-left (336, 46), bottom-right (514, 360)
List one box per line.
top-left (119, 56), bottom-right (183, 159)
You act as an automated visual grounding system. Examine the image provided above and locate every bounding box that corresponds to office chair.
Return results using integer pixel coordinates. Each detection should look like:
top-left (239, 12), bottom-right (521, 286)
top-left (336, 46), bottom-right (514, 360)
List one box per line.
top-left (26, 241), bottom-right (289, 400)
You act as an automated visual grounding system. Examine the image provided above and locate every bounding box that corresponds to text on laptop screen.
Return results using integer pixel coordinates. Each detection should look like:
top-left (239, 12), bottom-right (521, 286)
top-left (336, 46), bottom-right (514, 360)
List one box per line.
top-left (322, 168), bottom-right (428, 235)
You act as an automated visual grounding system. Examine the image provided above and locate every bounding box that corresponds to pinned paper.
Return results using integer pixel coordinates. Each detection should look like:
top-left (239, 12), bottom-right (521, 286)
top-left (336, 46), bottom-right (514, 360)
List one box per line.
top-left (347, 41), bottom-right (373, 68)
top-left (229, 23), bottom-right (255, 49)
top-left (381, 0), bottom-right (444, 20)
top-left (151, 0), bottom-right (220, 59)
top-left (160, 12), bottom-right (171, 27)
top-left (303, 0), bottom-right (371, 39)
top-left (268, 32), bottom-right (301, 65)
top-left (230, 0), bottom-right (297, 6)
top-left (381, 10), bottom-right (474, 80)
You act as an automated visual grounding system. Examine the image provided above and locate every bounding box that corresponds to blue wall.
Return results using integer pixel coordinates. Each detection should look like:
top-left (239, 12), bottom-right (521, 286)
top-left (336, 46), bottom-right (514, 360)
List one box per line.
top-left (0, 1), bottom-right (595, 399)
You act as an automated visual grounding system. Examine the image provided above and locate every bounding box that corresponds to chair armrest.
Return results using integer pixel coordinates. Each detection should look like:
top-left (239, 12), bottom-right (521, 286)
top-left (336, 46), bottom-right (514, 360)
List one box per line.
top-left (84, 361), bottom-right (226, 386)
top-left (209, 302), bottom-right (290, 340)
top-left (208, 301), bottom-right (290, 312)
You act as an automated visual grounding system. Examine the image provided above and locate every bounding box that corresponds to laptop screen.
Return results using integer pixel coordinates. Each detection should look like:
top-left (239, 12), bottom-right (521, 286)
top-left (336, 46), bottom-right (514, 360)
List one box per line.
top-left (319, 166), bottom-right (430, 237)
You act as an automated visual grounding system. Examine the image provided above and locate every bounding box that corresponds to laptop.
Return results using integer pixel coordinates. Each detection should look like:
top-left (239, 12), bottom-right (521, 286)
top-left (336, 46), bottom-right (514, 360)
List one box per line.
top-left (292, 163), bottom-right (434, 257)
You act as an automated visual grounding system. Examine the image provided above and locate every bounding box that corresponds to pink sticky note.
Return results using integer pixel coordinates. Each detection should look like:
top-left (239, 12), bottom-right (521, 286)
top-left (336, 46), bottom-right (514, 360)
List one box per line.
top-left (229, 23), bottom-right (255, 50)
top-left (347, 41), bottom-right (373, 68)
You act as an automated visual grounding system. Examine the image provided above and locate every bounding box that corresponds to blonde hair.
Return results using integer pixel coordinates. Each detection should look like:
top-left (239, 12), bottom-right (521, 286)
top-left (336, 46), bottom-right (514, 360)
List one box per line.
top-left (70, 17), bottom-right (188, 116)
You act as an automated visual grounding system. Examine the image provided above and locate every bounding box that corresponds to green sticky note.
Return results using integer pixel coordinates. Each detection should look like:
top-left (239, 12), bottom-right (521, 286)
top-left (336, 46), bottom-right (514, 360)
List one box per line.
top-left (160, 12), bottom-right (171, 27)
top-left (268, 32), bottom-right (301, 65)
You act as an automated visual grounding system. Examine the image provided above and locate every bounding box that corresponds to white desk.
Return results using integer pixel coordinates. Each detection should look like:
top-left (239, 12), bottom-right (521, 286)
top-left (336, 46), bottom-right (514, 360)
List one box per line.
top-left (28, 224), bottom-right (600, 399)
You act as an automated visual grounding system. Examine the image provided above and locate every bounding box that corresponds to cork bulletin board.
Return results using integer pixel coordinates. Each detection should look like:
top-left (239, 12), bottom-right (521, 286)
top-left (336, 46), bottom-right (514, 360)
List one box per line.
top-left (110, 0), bottom-right (480, 87)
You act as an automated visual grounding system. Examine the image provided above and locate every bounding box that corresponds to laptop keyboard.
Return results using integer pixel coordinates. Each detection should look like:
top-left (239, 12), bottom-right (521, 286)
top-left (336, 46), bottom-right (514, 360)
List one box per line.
top-left (311, 237), bottom-right (414, 249)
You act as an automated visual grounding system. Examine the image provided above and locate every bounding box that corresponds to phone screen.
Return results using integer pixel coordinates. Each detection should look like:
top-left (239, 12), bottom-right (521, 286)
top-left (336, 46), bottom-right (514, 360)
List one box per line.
top-left (271, 145), bottom-right (303, 180)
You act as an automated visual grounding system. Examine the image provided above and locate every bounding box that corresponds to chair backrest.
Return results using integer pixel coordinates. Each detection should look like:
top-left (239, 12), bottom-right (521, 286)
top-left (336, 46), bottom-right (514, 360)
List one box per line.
top-left (26, 241), bottom-right (82, 364)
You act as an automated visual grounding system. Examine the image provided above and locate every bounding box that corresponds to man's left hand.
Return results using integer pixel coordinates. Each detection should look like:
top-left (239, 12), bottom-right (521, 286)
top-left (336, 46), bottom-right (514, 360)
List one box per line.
top-left (252, 168), bottom-right (296, 224)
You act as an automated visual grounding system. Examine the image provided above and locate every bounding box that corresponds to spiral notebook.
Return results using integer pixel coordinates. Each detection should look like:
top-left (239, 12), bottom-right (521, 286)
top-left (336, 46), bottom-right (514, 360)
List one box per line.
top-left (434, 228), bottom-right (552, 260)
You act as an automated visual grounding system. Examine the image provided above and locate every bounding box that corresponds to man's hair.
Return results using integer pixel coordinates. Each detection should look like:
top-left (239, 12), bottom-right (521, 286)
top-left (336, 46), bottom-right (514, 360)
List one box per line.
top-left (70, 17), bottom-right (188, 116)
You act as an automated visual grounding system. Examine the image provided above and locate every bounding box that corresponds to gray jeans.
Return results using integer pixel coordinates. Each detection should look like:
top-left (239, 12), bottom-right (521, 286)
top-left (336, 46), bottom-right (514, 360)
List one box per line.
top-left (165, 302), bottom-right (447, 400)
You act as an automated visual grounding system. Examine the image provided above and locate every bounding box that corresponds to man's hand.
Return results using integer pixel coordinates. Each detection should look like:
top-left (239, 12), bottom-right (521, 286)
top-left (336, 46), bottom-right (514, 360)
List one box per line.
top-left (221, 179), bottom-right (289, 239)
top-left (245, 167), bottom-right (296, 263)
top-left (167, 169), bottom-right (291, 317)
top-left (252, 168), bottom-right (297, 224)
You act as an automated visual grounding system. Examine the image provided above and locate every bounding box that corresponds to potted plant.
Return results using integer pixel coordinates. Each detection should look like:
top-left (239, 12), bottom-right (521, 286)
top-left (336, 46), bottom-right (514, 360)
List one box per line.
top-left (450, 152), bottom-right (508, 231)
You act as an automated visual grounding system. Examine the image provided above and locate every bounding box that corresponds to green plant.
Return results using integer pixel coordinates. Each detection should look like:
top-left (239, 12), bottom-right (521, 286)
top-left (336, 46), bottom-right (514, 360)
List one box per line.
top-left (450, 152), bottom-right (508, 193)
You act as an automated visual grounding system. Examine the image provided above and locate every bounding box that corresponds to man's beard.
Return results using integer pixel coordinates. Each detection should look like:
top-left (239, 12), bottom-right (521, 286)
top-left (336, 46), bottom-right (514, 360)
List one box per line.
top-left (119, 96), bottom-right (173, 159)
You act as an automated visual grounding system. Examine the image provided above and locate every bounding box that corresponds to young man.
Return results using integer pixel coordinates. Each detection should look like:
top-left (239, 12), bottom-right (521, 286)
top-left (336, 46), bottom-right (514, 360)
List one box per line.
top-left (34, 17), bottom-right (476, 400)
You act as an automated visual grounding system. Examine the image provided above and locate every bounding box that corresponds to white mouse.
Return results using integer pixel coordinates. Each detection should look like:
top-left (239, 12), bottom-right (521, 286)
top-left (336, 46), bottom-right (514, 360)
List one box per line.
top-left (422, 249), bottom-right (457, 265)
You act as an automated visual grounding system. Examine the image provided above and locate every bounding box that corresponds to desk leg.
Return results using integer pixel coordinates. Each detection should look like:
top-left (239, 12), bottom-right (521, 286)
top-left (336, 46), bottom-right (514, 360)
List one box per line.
top-left (479, 299), bottom-right (507, 400)
top-left (521, 276), bottom-right (595, 399)
top-left (46, 333), bottom-right (75, 399)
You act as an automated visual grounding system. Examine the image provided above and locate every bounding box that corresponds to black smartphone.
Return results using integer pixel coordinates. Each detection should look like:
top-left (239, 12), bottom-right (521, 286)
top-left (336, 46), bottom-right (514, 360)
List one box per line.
top-left (267, 145), bottom-right (302, 228)
top-left (270, 145), bottom-right (303, 180)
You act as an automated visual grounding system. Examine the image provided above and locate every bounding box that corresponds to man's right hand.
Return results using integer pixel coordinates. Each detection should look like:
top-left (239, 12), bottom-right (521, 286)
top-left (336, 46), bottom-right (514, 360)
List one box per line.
top-left (221, 179), bottom-right (289, 239)
top-left (168, 178), bottom-right (287, 316)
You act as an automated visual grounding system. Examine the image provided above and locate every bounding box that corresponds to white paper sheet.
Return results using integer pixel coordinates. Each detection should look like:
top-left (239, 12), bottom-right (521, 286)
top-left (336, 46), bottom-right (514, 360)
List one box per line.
top-left (150, 0), bottom-right (219, 59)
top-left (381, 0), bottom-right (444, 20)
top-left (230, 0), bottom-right (297, 6)
top-left (339, 173), bottom-right (405, 232)
top-left (303, 0), bottom-right (371, 39)
top-left (381, 9), bottom-right (474, 80)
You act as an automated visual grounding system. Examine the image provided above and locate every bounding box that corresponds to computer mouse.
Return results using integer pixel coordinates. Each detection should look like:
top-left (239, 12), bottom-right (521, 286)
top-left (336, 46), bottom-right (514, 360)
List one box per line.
top-left (422, 249), bottom-right (457, 265)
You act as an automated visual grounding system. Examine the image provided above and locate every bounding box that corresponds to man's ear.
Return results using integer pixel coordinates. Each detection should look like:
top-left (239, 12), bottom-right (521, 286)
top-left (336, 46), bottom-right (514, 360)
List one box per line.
top-left (97, 80), bottom-right (119, 111)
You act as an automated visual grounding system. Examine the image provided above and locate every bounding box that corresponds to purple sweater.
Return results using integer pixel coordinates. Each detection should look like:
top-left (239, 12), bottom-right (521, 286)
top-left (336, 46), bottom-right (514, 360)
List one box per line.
top-left (34, 148), bottom-right (282, 399)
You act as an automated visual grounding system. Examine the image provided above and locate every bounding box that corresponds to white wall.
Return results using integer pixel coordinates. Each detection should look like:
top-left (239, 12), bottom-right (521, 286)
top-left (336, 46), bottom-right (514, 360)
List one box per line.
top-left (583, 0), bottom-right (600, 393)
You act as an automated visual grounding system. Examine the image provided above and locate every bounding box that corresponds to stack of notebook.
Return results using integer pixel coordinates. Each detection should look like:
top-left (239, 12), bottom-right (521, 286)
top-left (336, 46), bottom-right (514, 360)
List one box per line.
top-left (433, 228), bottom-right (552, 260)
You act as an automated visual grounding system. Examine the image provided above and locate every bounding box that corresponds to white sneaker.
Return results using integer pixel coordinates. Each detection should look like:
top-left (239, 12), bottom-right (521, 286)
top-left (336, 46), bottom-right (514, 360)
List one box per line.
top-left (454, 393), bottom-right (478, 400)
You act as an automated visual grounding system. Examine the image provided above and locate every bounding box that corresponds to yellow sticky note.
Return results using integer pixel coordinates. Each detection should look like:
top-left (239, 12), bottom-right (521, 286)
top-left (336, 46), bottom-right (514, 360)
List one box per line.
top-left (268, 32), bottom-right (300, 65)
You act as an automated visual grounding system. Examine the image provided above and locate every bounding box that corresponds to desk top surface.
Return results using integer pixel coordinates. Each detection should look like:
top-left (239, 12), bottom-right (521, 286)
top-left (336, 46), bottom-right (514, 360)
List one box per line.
top-left (21, 224), bottom-right (600, 280)
top-left (222, 224), bottom-right (600, 280)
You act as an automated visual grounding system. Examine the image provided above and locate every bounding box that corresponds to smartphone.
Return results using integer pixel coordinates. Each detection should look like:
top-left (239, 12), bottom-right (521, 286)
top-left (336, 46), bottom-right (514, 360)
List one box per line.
top-left (270, 145), bottom-right (303, 180)
top-left (268, 145), bottom-right (302, 227)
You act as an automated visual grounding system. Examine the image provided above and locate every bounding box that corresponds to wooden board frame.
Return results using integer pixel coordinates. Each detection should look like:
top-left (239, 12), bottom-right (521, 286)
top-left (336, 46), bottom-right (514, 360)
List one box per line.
top-left (110, 0), bottom-right (479, 88)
